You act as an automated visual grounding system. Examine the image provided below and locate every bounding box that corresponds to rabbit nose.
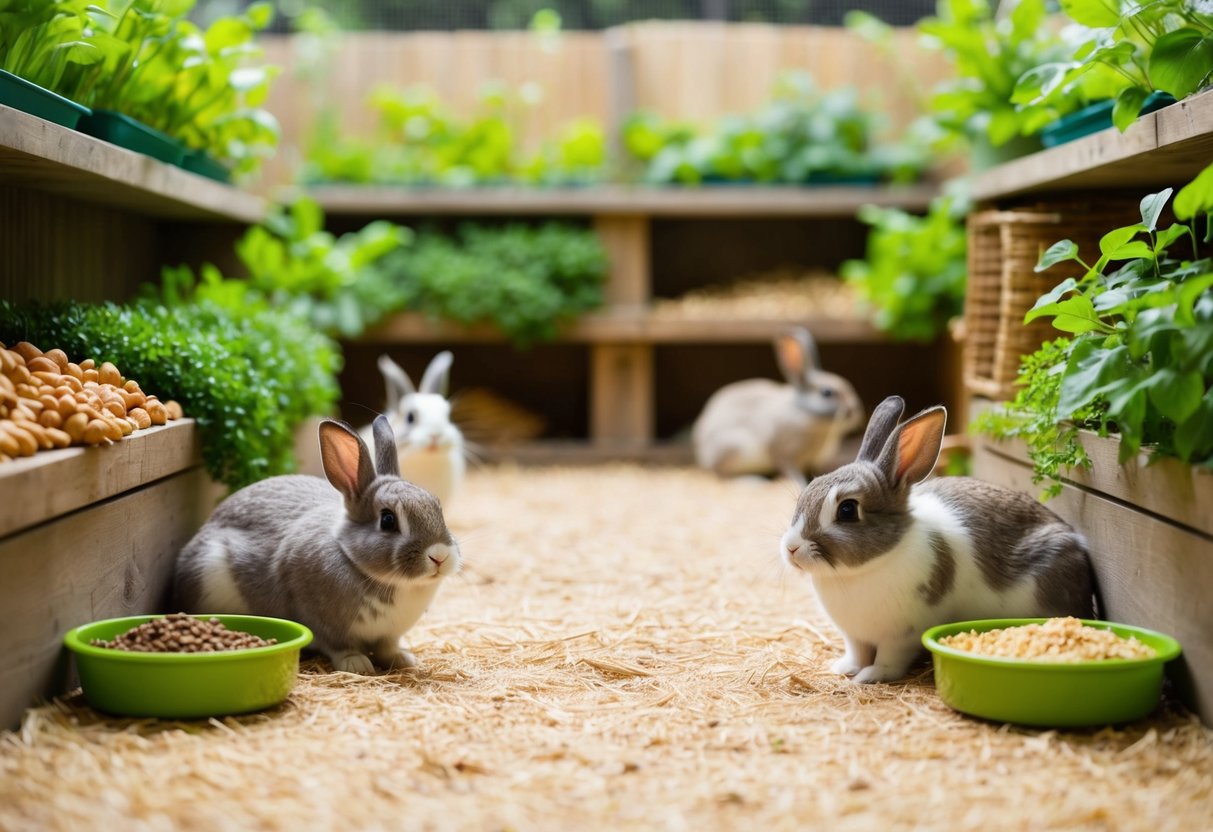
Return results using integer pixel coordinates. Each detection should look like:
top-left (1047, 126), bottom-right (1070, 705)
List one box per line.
top-left (429, 552), bottom-right (447, 565)
top-left (786, 543), bottom-right (800, 555)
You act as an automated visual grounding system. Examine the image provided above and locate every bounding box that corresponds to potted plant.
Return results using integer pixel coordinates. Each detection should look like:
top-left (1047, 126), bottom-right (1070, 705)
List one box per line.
top-left (1012, 0), bottom-right (1210, 144)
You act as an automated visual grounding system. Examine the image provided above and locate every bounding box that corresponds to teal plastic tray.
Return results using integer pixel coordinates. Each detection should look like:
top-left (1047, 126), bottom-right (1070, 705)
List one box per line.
top-left (1041, 92), bottom-right (1177, 148)
top-left (78, 110), bottom-right (186, 165)
top-left (181, 149), bottom-right (232, 183)
top-left (0, 69), bottom-right (90, 128)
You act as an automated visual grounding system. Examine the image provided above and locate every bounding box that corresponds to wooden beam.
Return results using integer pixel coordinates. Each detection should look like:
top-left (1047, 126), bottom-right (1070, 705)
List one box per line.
top-left (590, 343), bottom-right (654, 448)
top-left (592, 214), bottom-right (650, 307)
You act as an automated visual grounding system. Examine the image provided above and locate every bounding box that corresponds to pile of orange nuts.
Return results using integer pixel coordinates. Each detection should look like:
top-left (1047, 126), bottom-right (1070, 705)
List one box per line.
top-left (0, 341), bottom-right (184, 462)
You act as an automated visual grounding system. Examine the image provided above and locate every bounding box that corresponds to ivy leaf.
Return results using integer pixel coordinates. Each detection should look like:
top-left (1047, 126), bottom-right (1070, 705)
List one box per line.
top-left (1057, 338), bottom-right (1131, 417)
top-left (1036, 240), bottom-right (1081, 272)
top-left (1177, 274), bottom-right (1213, 326)
top-left (1099, 225), bottom-right (1145, 256)
top-left (1048, 295), bottom-right (1111, 334)
top-left (1139, 188), bottom-right (1173, 232)
top-left (1149, 29), bottom-right (1213, 99)
top-left (1174, 162), bottom-right (1213, 220)
top-left (1025, 278), bottom-right (1080, 321)
top-left (1173, 389), bottom-right (1213, 462)
top-left (1146, 368), bottom-right (1204, 424)
top-left (1103, 241), bottom-right (1154, 261)
top-left (1154, 223), bottom-right (1189, 253)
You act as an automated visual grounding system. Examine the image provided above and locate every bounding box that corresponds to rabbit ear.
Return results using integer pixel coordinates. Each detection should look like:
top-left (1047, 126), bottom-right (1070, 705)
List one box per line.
top-left (775, 329), bottom-right (819, 390)
top-left (876, 405), bottom-right (946, 488)
top-left (857, 395), bottom-right (905, 463)
top-left (319, 419), bottom-right (376, 503)
top-left (378, 355), bottom-right (415, 408)
top-left (419, 350), bottom-right (453, 397)
top-left (371, 414), bottom-right (400, 478)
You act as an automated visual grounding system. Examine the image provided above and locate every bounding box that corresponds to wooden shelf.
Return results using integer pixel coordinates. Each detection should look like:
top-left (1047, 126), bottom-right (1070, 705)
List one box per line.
top-left (360, 310), bottom-right (883, 345)
top-left (0, 419), bottom-right (201, 540)
top-left (0, 104), bottom-right (265, 223)
top-left (971, 89), bottom-right (1213, 202)
top-left (306, 182), bottom-right (939, 217)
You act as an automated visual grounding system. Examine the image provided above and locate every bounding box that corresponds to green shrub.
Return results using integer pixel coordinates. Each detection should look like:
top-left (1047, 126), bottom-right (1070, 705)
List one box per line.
top-left (841, 195), bottom-right (968, 341)
top-left (386, 222), bottom-right (608, 345)
top-left (0, 300), bottom-right (340, 492)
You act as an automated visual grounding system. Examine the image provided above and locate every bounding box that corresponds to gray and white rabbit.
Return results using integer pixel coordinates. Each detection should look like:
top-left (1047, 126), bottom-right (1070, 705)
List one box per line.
top-left (174, 416), bottom-right (461, 674)
top-left (693, 327), bottom-right (864, 485)
top-left (779, 395), bottom-right (1095, 683)
top-left (362, 352), bottom-right (465, 506)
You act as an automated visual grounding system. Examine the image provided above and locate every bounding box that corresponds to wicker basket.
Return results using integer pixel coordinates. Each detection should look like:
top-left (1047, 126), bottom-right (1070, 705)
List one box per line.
top-left (963, 204), bottom-right (1133, 400)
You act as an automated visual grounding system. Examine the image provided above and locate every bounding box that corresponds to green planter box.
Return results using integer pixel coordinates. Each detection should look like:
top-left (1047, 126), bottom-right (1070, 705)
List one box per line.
top-left (1040, 93), bottom-right (1178, 148)
top-left (78, 110), bottom-right (186, 166)
top-left (180, 149), bottom-right (232, 183)
top-left (0, 69), bottom-right (90, 129)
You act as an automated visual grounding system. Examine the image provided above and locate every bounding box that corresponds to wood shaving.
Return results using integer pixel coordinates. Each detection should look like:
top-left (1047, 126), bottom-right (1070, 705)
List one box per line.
top-left (652, 269), bottom-right (859, 320)
top-left (941, 617), bottom-right (1157, 661)
top-left (1, 466), bottom-right (1210, 831)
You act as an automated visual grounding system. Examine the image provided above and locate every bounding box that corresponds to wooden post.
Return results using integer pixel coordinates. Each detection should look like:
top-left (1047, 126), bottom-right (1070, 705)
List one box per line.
top-left (603, 27), bottom-right (636, 165)
top-left (592, 214), bottom-right (650, 307)
top-left (590, 343), bottom-right (654, 448)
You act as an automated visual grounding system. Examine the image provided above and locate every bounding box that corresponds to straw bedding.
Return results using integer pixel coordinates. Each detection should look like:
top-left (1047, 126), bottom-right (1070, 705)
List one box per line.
top-left (2, 465), bottom-right (1211, 831)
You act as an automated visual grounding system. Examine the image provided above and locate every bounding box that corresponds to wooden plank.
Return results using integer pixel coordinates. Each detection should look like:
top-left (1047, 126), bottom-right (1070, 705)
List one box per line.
top-left (358, 310), bottom-right (884, 345)
top-left (590, 343), bottom-right (653, 447)
top-left (0, 105), bottom-right (265, 223)
top-left (0, 466), bottom-right (211, 728)
top-left (0, 421), bottom-right (200, 539)
top-left (973, 441), bottom-right (1213, 725)
top-left (305, 183), bottom-right (939, 217)
top-left (592, 215), bottom-right (650, 306)
top-left (971, 88), bottom-right (1213, 202)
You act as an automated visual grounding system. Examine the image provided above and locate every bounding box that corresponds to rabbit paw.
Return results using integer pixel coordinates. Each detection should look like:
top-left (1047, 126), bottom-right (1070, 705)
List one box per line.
top-left (830, 656), bottom-right (863, 677)
top-left (383, 648), bottom-right (418, 671)
top-left (853, 662), bottom-right (912, 684)
top-left (332, 652), bottom-right (376, 675)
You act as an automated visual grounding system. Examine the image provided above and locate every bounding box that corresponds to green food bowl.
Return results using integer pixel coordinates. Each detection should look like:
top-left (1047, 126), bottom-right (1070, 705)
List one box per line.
top-left (64, 614), bottom-right (313, 719)
top-left (923, 618), bottom-right (1181, 728)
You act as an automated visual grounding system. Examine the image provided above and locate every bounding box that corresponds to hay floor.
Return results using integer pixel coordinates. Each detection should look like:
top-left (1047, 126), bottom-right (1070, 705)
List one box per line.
top-left (2, 466), bottom-right (1212, 831)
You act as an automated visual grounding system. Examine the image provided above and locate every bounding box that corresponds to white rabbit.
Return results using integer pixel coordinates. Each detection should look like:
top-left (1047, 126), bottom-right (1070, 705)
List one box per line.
top-left (362, 351), bottom-right (465, 506)
top-left (692, 327), bottom-right (864, 486)
top-left (779, 395), bottom-right (1095, 683)
top-left (175, 416), bottom-right (461, 674)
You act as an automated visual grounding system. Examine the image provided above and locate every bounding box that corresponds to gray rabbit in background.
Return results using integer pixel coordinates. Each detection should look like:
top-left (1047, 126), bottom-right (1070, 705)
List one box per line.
top-left (175, 415), bottom-right (461, 674)
top-left (693, 327), bottom-right (865, 486)
top-left (780, 395), bottom-right (1095, 683)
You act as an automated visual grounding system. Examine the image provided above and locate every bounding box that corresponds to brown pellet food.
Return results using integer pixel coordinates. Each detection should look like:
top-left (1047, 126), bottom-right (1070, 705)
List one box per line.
top-left (939, 616), bottom-right (1156, 661)
top-left (91, 612), bottom-right (277, 653)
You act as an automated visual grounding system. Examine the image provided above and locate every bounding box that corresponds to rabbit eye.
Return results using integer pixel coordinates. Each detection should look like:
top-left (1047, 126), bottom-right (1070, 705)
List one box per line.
top-left (379, 510), bottom-right (398, 532)
top-left (406, 411), bottom-right (416, 425)
top-left (820, 388), bottom-right (835, 398)
top-left (836, 499), bottom-right (859, 523)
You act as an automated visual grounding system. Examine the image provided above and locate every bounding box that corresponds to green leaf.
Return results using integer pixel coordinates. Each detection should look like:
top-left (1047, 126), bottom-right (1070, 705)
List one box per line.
top-left (1139, 188), bottom-right (1173, 232)
top-left (1099, 225), bottom-right (1145, 256)
top-left (1104, 241), bottom-right (1154, 261)
top-left (1147, 368), bottom-right (1204, 424)
top-left (1154, 223), bottom-right (1189, 253)
top-left (1057, 338), bottom-right (1130, 416)
top-left (1173, 389), bottom-right (1213, 462)
top-left (1177, 274), bottom-right (1213, 326)
top-left (1059, 0), bottom-right (1122, 27)
top-left (1112, 86), bottom-right (1149, 132)
top-left (1175, 162), bottom-right (1213, 220)
top-left (1149, 29), bottom-right (1213, 99)
top-left (1048, 295), bottom-right (1110, 335)
top-left (1025, 278), bottom-right (1080, 322)
top-left (1036, 240), bottom-right (1080, 272)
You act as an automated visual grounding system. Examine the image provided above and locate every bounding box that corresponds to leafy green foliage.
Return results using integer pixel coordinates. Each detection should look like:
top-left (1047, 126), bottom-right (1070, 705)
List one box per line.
top-left (301, 84), bottom-right (607, 186)
top-left (840, 195), bottom-right (968, 341)
top-left (1015, 0), bottom-right (1213, 132)
top-left (155, 197), bottom-right (409, 340)
top-left (979, 165), bottom-right (1213, 493)
top-left (0, 299), bottom-right (340, 492)
top-left (621, 72), bottom-right (928, 184)
top-left (5, 0), bottom-right (281, 176)
top-left (919, 0), bottom-right (1089, 147)
top-left (384, 222), bottom-right (608, 345)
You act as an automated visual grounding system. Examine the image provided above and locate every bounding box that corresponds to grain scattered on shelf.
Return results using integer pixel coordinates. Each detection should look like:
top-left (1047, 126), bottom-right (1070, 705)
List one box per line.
top-left (652, 269), bottom-right (859, 321)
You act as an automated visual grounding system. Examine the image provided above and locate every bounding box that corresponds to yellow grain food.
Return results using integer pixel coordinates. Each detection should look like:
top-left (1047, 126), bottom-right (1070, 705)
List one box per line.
top-left (939, 616), bottom-right (1156, 661)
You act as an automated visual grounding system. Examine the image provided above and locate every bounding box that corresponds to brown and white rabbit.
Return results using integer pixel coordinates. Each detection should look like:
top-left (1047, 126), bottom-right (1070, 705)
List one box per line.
top-left (174, 416), bottom-right (461, 675)
top-left (363, 352), bottom-right (465, 506)
top-left (779, 395), bottom-right (1095, 683)
top-left (692, 327), bottom-right (864, 485)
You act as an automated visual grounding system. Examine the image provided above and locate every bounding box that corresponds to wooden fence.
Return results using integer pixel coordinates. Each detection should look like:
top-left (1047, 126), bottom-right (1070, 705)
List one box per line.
top-left (257, 22), bottom-right (950, 191)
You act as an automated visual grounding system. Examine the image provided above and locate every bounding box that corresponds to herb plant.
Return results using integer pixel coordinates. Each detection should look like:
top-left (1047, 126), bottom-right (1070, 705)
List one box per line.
top-left (385, 222), bottom-right (608, 346)
top-left (0, 1), bottom-right (102, 92)
top-left (1014, 0), bottom-right (1213, 132)
top-left (841, 194), bottom-right (968, 341)
top-left (0, 299), bottom-right (340, 492)
top-left (622, 72), bottom-right (927, 185)
top-left (977, 163), bottom-right (1213, 494)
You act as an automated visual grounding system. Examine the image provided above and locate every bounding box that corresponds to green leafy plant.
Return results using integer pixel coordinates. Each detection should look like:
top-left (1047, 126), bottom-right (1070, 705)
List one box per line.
top-left (0, 299), bottom-right (340, 492)
top-left (0, 1), bottom-right (103, 91)
top-left (918, 0), bottom-right (1090, 147)
top-left (977, 163), bottom-right (1213, 494)
top-left (157, 197), bottom-right (409, 339)
top-left (841, 194), bottom-right (968, 341)
top-left (1014, 0), bottom-right (1213, 132)
top-left (384, 222), bottom-right (608, 345)
top-left (622, 72), bottom-right (927, 184)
